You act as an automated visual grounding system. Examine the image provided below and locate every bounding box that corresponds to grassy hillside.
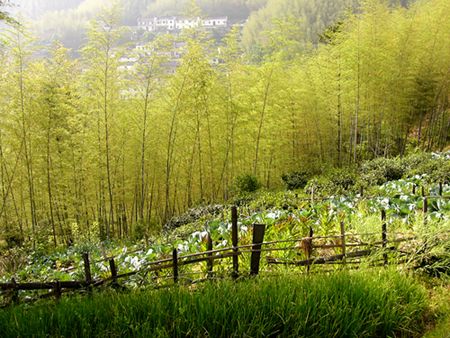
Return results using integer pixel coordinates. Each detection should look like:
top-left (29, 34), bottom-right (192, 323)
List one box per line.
top-left (0, 271), bottom-right (430, 337)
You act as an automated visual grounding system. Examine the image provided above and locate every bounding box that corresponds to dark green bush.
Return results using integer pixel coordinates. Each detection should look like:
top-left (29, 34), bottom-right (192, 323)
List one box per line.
top-left (434, 159), bottom-right (450, 184)
top-left (234, 174), bottom-right (261, 194)
top-left (305, 168), bottom-right (357, 195)
top-left (406, 157), bottom-right (450, 185)
top-left (305, 152), bottom-right (448, 195)
top-left (360, 157), bottom-right (406, 186)
top-left (328, 168), bottom-right (357, 192)
top-left (402, 152), bottom-right (432, 173)
top-left (281, 170), bottom-right (310, 190)
top-left (164, 205), bottom-right (224, 230)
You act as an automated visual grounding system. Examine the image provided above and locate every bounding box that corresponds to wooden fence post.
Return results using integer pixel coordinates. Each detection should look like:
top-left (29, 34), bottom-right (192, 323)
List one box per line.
top-left (173, 249), bottom-right (178, 284)
top-left (439, 182), bottom-right (443, 196)
top-left (412, 184), bottom-right (416, 195)
top-left (231, 206), bottom-right (239, 279)
top-left (423, 196), bottom-right (428, 226)
top-left (109, 258), bottom-right (118, 286)
top-left (206, 232), bottom-right (213, 278)
top-left (421, 186), bottom-right (426, 197)
top-left (307, 227), bottom-right (314, 274)
top-left (11, 278), bottom-right (18, 304)
top-left (54, 280), bottom-right (61, 300)
top-left (340, 221), bottom-right (346, 265)
top-left (82, 253), bottom-right (92, 286)
top-left (381, 210), bottom-right (388, 266)
top-left (250, 224), bottom-right (266, 276)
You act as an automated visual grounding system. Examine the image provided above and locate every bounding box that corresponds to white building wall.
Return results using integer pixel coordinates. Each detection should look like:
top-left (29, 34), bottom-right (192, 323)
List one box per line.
top-left (139, 16), bottom-right (227, 31)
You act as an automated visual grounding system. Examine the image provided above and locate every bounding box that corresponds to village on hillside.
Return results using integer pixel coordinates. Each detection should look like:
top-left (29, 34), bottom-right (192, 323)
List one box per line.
top-left (116, 15), bottom-right (242, 76)
top-left (137, 15), bottom-right (228, 31)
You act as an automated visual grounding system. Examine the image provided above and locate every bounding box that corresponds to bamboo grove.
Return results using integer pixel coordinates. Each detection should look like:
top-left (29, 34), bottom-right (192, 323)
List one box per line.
top-left (0, 0), bottom-right (449, 246)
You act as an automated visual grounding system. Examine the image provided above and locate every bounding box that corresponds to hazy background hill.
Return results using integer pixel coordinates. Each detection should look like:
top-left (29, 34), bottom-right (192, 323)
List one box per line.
top-left (7, 0), bottom-right (413, 55)
top-left (8, 0), bottom-right (265, 50)
top-left (9, 0), bottom-right (267, 23)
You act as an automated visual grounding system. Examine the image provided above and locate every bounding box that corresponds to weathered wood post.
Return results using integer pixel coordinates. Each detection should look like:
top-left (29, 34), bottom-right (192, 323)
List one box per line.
top-left (206, 232), bottom-right (213, 278)
top-left (231, 206), bottom-right (239, 279)
top-left (307, 227), bottom-right (314, 274)
top-left (172, 249), bottom-right (178, 284)
top-left (412, 184), bottom-right (416, 195)
top-left (359, 186), bottom-right (364, 197)
top-left (109, 258), bottom-right (118, 286)
top-left (439, 182), bottom-right (443, 196)
top-left (423, 196), bottom-right (428, 226)
top-left (421, 186), bottom-right (426, 198)
top-left (250, 224), bottom-right (266, 276)
top-left (54, 280), bottom-right (62, 300)
top-left (82, 253), bottom-right (92, 286)
top-left (11, 278), bottom-right (18, 304)
top-left (340, 221), bottom-right (346, 265)
top-left (381, 210), bottom-right (388, 266)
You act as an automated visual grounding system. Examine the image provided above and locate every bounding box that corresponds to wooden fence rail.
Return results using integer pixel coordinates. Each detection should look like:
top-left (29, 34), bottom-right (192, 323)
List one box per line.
top-left (75, 191), bottom-right (449, 265)
top-left (1, 195), bottom-right (447, 306)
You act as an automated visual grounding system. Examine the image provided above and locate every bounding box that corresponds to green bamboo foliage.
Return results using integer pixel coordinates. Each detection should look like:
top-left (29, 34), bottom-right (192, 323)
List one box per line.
top-left (80, 4), bottom-right (126, 239)
top-left (0, 0), bottom-right (449, 245)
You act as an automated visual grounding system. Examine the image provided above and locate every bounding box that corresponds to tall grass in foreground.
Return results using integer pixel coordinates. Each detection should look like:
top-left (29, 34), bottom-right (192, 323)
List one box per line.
top-left (0, 270), bottom-right (428, 337)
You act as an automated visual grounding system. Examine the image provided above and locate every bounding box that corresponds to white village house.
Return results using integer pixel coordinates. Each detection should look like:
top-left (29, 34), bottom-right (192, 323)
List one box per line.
top-left (137, 16), bottom-right (228, 32)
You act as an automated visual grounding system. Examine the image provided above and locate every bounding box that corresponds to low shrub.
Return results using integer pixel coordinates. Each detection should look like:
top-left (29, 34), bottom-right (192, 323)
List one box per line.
top-left (281, 170), bottom-right (310, 190)
top-left (305, 168), bottom-right (357, 196)
top-left (234, 173), bottom-right (261, 194)
top-left (360, 157), bottom-right (406, 186)
top-left (328, 168), bottom-right (357, 192)
top-left (407, 157), bottom-right (450, 185)
top-left (164, 204), bottom-right (224, 230)
top-left (402, 151), bottom-right (432, 173)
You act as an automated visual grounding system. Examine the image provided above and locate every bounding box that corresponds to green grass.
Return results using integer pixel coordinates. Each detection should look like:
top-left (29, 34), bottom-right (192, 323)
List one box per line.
top-left (423, 282), bottom-right (450, 338)
top-left (0, 270), bottom-right (429, 337)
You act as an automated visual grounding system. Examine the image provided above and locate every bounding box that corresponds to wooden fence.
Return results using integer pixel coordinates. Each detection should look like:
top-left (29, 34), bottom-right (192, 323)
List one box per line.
top-left (0, 192), bottom-right (448, 306)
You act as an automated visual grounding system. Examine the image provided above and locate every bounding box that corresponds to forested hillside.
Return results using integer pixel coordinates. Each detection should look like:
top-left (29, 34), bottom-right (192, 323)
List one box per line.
top-left (146, 0), bottom-right (267, 20)
top-left (0, 0), bottom-right (448, 245)
top-left (242, 0), bottom-right (414, 54)
top-left (11, 0), bottom-right (266, 50)
top-left (11, 0), bottom-right (266, 26)
top-left (9, 0), bottom-right (417, 58)
top-left (14, 0), bottom-right (268, 20)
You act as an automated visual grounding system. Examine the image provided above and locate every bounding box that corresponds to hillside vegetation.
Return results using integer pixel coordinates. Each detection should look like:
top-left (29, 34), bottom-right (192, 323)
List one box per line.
top-left (0, 0), bottom-right (448, 247)
top-left (1, 151), bottom-right (448, 285)
top-left (1, 1), bottom-right (449, 337)
top-left (9, 0), bottom-right (413, 53)
top-left (241, 0), bottom-right (414, 51)
top-left (0, 150), bottom-right (448, 336)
